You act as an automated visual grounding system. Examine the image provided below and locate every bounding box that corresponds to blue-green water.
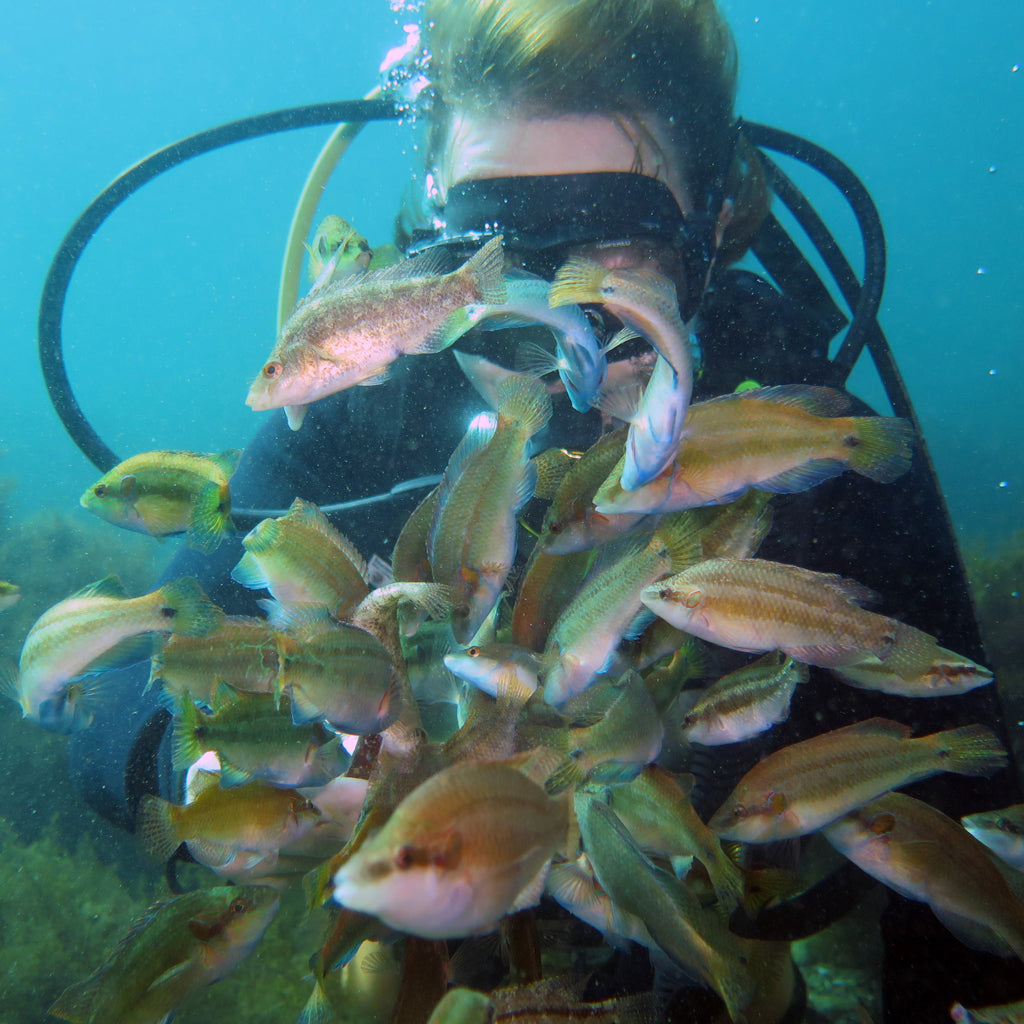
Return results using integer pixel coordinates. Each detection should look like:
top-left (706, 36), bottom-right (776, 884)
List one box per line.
top-left (1, 3), bottom-right (1023, 1022)
top-left (3, 1), bottom-right (1022, 538)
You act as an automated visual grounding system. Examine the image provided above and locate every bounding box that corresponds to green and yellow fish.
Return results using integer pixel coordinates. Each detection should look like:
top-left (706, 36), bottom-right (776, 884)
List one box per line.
top-left (81, 449), bottom-right (240, 552)
top-left (9, 575), bottom-right (219, 733)
top-left (49, 886), bottom-right (278, 1024)
top-left (232, 497), bottom-right (371, 620)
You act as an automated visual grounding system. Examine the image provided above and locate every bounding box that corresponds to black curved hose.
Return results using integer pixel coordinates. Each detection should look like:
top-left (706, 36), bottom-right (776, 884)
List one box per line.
top-left (38, 99), bottom-right (401, 473)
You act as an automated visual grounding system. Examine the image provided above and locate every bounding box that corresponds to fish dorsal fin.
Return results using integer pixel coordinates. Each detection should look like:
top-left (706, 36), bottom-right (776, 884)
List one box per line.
top-left (737, 383), bottom-right (852, 417)
top-left (313, 247), bottom-right (454, 299)
top-left (836, 717), bottom-right (914, 741)
top-left (70, 575), bottom-right (126, 601)
top-left (287, 498), bottom-right (369, 581)
top-left (209, 449), bottom-right (242, 479)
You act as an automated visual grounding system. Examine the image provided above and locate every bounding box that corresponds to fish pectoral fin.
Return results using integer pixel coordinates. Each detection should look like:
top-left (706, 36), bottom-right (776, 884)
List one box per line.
top-left (509, 858), bottom-right (552, 914)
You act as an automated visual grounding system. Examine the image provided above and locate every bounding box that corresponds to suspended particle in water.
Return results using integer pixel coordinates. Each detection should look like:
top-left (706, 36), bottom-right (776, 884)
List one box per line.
top-left (1012, 63), bottom-right (1021, 72)
top-left (998, 481), bottom-right (1009, 488)
top-left (988, 164), bottom-right (998, 173)
top-left (977, 267), bottom-right (989, 275)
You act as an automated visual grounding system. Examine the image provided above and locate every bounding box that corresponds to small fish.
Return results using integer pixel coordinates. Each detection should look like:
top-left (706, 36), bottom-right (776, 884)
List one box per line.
top-left (510, 544), bottom-right (595, 653)
top-left (962, 804), bottom-right (1024, 871)
top-left (247, 236), bottom-right (507, 430)
top-left (138, 772), bottom-right (323, 868)
top-left (48, 886), bottom-right (278, 1024)
top-left (576, 793), bottom-right (754, 1023)
top-left (692, 490), bottom-right (774, 560)
top-left (392, 485), bottom-right (440, 584)
top-left (278, 624), bottom-right (399, 735)
top-left (598, 766), bottom-right (745, 912)
top-left (481, 273), bottom-right (606, 412)
top-left (171, 690), bottom-right (345, 787)
top-left (232, 497), bottom-right (371, 620)
top-left (444, 642), bottom-right (543, 699)
top-left (824, 792), bottom-right (1024, 962)
top-left (149, 615), bottom-right (281, 708)
top-left (708, 717), bottom-right (1007, 842)
top-left (429, 375), bottom-right (552, 644)
top-left (81, 449), bottom-right (240, 552)
top-left (546, 671), bottom-right (664, 793)
top-left (545, 853), bottom-right (655, 950)
top-left (951, 998), bottom-right (1024, 1023)
top-left (538, 427), bottom-right (653, 555)
top-left (600, 353), bottom-right (690, 491)
top-left (306, 214), bottom-right (372, 286)
top-left (594, 386), bottom-right (914, 515)
top-left (10, 575), bottom-right (219, 733)
top-left (0, 580), bottom-right (21, 611)
top-left (550, 258), bottom-right (693, 489)
top-left (831, 621), bottom-right (994, 697)
top-left (682, 652), bottom-right (809, 746)
top-left (641, 556), bottom-right (901, 668)
top-left (427, 988), bottom-right (495, 1024)
top-left (332, 760), bottom-right (568, 938)
top-left (543, 514), bottom-right (699, 706)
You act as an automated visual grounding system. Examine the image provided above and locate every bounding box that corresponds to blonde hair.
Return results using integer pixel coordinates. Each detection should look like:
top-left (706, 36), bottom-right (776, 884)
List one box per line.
top-left (405, 0), bottom-right (769, 261)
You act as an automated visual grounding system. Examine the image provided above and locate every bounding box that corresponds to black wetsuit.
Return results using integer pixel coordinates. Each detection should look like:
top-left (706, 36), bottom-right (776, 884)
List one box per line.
top-left (68, 267), bottom-right (1023, 1020)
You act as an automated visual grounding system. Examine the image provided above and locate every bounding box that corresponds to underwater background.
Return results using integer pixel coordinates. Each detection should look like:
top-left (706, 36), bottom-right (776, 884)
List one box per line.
top-left (1, 2), bottom-right (1022, 1022)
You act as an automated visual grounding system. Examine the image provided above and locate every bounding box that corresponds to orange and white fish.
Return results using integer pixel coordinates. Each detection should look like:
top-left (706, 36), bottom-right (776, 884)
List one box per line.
top-left (247, 237), bottom-right (507, 429)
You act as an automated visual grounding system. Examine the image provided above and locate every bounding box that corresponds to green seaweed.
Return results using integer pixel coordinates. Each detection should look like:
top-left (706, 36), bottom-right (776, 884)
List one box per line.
top-left (0, 817), bottom-right (163, 1021)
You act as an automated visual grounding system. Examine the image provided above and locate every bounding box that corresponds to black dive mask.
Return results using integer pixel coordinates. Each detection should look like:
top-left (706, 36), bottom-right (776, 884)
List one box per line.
top-left (405, 171), bottom-right (720, 322)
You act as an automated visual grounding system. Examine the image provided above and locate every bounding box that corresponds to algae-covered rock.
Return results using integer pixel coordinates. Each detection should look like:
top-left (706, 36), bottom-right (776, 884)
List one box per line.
top-left (0, 818), bottom-right (162, 1021)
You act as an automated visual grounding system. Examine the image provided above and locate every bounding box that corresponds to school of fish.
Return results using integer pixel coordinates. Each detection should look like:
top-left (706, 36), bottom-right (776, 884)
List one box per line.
top-left (4, 214), bottom-right (1020, 1024)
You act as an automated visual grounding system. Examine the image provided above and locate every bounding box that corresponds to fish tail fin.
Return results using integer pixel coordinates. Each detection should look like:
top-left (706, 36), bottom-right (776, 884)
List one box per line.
top-left (495, 374), bottom-right (554, 436)
top-left (171, 693), bottom-right (203, 771)
top-left (304, 855), bottom-right (341, 911)
top-left (935, 724), bottom-right (1008, 777)
top-left (846, 417), bottom-right (915, 483)
top-left (136, 794), bottom-right (182, 861)
top-left (296, 979), bottom-right (333, 1024)
top-left (514, 340), bottom-right (561, 379)
top-left (657, 511), bottom-right (702, 573)
top-left (0, 656), bottom-right (22, 712)
top-left (463, 235), bottom-right (508, 305)
top-left (187, 481), bottom-right (232, 552)
top-left (157, 576), bottom-right (222, 637)
top-left (549, 256), bottom-right (606, 307)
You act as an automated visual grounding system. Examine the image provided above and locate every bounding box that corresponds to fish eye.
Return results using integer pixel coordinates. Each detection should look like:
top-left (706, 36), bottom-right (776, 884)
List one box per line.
top-left (658, 587), bottom-right (672, 600)
top-left (94, 485), bottom-right (106, 497)
top-left (467, 646), bottom-right (481, 657)
top-left (549, 522), bottom-right (562, 534)
top-left (263, 361), bottom-right (283, 379)
top-left (395, 845), bottom-right (416, 870)
top-left (230, 898), bottom-right (249, 915)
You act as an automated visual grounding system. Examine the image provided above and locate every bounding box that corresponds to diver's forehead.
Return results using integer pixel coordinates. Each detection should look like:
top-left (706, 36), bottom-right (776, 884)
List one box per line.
top-left (438, 110), bottom-right (693, 216)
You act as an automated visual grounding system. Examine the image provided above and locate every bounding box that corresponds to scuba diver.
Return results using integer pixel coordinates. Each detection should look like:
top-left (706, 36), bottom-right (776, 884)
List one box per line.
top-left (49, 0), bottom-right (1021, 1020)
